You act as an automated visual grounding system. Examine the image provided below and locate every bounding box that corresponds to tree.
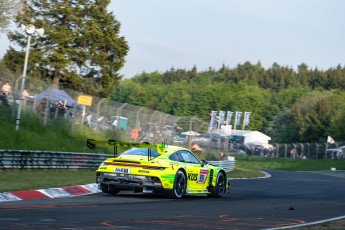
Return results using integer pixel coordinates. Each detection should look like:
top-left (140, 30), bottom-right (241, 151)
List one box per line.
top-left (0, 0), bottom-right (21, 32)
top-left (292, 91), bottom-right (333, 143)
top-left (268, 108), bottom-right (300, 143)
top-left (4, 0), bottom-right (128, 98)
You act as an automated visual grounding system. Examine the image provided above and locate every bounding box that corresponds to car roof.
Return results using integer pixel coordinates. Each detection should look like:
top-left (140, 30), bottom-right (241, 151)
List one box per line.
top-left (164, 145), bottom-right (188, 154)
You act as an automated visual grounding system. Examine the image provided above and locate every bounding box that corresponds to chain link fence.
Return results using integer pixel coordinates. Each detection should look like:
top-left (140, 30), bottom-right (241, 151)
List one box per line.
top-left (0, 76), bottom-right (210, 148)
top-left (228, 142), bottom-right (345, 160)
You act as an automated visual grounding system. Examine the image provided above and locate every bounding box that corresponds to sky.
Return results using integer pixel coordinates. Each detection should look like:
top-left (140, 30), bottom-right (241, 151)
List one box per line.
top-left (1, 0), bottom-right (345, 79)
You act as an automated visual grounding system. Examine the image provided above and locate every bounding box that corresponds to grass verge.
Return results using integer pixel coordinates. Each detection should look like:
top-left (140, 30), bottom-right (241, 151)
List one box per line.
top-left (0, 169), bottom-right (96, 192)
top-left (234, 155), bottom-right (345, 171)
top-left (227, 167), bottom-right (266, 179)
top-left (0, 167), bottom-right (263, 192)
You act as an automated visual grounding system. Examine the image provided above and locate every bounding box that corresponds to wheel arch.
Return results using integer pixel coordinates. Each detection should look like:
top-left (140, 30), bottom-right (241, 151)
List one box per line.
top-left (209, 168), bottom-right (227, 187)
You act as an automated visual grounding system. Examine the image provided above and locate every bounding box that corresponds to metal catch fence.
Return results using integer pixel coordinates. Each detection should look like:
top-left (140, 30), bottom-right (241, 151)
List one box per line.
top-left (0, 77), bottom-right (209, 146)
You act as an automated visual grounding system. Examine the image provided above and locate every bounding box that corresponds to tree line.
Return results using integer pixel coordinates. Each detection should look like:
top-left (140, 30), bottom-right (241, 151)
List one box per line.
top-left (111, 62), bottom-right (345, 144)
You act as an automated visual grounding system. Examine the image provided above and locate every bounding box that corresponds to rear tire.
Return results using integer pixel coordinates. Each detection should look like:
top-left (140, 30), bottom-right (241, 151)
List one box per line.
top-left (208, 172), bottom-right (226, 198)
top-left (167, 170), bottom-right (186, 199)
top-left (100, 183), bottom-right (120, 195)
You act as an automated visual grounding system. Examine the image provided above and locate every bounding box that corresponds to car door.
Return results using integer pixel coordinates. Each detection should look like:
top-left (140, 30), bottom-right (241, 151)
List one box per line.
top-left (179, 150), bottom-right (209, 190)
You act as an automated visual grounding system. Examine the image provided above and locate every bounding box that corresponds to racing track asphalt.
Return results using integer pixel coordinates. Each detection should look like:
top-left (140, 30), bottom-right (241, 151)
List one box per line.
top-left (0, 170), bottom-right (344, 230)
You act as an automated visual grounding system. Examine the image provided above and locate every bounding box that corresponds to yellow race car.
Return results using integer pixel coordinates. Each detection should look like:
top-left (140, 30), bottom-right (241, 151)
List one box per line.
top-left (87, 139), bottom-right (230, 199)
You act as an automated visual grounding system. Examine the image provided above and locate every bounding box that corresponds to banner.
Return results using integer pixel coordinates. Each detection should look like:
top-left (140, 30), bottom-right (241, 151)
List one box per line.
top-left (209, 111), bottom-right (217, 128)
top-left (244, 112), bottom-right (251, 127)
top-left (219, 111), bottom-right (225, 127)
top-left (235, 111), bottom-right (242, 126)
top-left (226, 111), bottom-right (233, 125)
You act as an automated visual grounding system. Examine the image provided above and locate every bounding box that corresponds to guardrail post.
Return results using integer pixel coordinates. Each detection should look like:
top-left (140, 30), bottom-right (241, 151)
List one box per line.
top-left (95, 98), bottom-right (107, 131)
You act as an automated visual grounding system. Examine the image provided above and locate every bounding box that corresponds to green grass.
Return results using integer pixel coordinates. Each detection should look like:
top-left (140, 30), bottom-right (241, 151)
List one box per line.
top-left (234, 155), bottom-right (345, 171)
top-left (0, 106), bottom-right (114, 153)
top-left (0, 169), bottom-right (96, 192)
top-left (227, 167), bottom-right (266, 179)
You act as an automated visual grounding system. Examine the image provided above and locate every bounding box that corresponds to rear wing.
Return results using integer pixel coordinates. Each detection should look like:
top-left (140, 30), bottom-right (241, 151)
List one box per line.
top-left (87, 139), bottom-right (166, 159)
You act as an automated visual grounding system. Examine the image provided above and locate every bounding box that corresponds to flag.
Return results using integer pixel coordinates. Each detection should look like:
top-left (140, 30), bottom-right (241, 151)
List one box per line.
top-left (327, 136), bottom-right (335, 144)
top-left (235, 111), bottom-right (242, 126)
top-left (244, 112), bottom-right (251, 126)
top-left (209, 111), bottom-right (217, 128)
top-left (226, 111), bottom-right (233, 125)
top-left (219, 111), bottom-right (225, 127)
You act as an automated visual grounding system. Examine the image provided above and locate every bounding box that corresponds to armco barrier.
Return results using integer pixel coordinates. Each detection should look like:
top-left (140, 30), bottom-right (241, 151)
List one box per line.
top-left (208, 159), bottom-right (236, 172)
top-left (0, 150), bottom-right (236, 171)
top-left (0, 150), bottom-right (109, 169)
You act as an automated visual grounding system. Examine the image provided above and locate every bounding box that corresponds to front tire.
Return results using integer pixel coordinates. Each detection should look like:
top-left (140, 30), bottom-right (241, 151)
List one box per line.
top-left (168, 170), bottom-right (186, 199)
top-left (208, 172), bottom-right (226, 198)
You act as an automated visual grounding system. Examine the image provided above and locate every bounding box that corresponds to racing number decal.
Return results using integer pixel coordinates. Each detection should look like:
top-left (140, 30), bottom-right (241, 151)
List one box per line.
top-left (197, 169), bottom-right (208, 184)
top-left (187, 169), bottom-right (208, 183)
top-left (187, 173), bottom-right (198, 181)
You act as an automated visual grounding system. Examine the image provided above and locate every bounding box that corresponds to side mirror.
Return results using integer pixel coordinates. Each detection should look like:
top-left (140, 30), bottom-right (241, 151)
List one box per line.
top-left (201, 159), bottom-right (208, 166)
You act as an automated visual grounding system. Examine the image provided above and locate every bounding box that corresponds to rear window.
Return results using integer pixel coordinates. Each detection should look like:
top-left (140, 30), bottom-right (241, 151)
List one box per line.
top-left (121, 148), bottom-right (160, 158)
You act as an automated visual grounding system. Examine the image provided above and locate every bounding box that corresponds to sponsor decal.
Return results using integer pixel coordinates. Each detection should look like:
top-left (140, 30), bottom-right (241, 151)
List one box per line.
top-left (143, 188), bottom-right (153, 193)
top-left (200, 169), bottom-right (208, 174)
top-left (114, 168), bottom-right (130, 174)
top-left (129, 175), bottom-right (145, 179)
top-left (198, 169), bottom-right (209, 184)
top-left (138, 170), bottom-right (150, 174)
top-left (104, 173), bottom-right (117, 177)
top-left (187, 173), bottom-right (198, 181)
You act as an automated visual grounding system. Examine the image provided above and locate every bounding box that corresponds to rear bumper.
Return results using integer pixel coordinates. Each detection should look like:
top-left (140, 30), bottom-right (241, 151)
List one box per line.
top-left (97, 172), bottom-right (163, 192)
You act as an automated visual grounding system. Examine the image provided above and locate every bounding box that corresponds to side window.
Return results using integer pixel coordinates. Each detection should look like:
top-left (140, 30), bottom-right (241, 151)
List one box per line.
top-left (179, 150), bottom-right (200, 164)
top-left (169, 152), bottom-right (182, 162)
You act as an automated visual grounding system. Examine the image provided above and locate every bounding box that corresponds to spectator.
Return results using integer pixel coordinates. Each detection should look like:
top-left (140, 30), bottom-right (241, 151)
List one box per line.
top-left (57, 101), bottom-right (66, 117)
top-left (1, 81), bottom-right (12, 95)
top-left (23, 89), bottom-right (30, 98)
top-left (290, 148), bottom-right (296, 159)
top-left (131, 128), bottom-right (140, 142)
top-left (192, 143), bottom-right (202, 153)
top-left (220, 151), bottom-right (225, 161)
top-left (1, 81), bottom-right (12, 105)
top-left (22, 88), bottom-right (30, 106)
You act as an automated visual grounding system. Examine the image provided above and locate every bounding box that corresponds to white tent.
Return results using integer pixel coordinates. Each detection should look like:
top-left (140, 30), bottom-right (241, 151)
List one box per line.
top-left (181, 131), bottom-right (201, 136)
top-left (230, 130), bottom-right (271, 146)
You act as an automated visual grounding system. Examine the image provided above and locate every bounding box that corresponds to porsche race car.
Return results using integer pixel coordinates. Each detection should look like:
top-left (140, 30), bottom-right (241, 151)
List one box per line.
top-left (87, 139), bottom-right (230, 199)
